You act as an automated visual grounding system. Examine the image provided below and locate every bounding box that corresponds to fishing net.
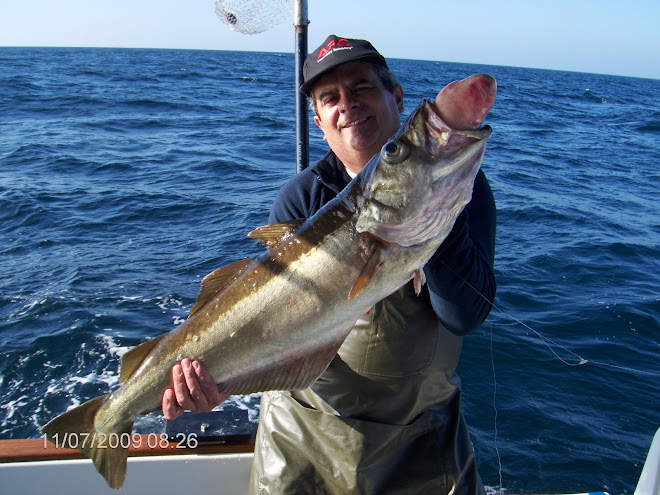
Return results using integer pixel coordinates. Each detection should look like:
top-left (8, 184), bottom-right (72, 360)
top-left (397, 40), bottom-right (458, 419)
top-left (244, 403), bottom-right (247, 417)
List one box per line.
top-left (215, 0), bottom-right (294, 34)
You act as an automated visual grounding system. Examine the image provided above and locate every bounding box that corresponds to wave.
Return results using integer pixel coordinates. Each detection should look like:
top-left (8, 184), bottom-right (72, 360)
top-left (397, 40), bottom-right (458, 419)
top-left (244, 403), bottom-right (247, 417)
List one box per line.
top-left (636, 120), bottom-right (660, 133)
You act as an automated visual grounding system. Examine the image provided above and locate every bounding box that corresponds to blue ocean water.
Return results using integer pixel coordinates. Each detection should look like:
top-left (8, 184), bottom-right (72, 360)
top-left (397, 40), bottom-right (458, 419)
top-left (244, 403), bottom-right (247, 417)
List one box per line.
top-left (1, 47), bottom-right (658, 494)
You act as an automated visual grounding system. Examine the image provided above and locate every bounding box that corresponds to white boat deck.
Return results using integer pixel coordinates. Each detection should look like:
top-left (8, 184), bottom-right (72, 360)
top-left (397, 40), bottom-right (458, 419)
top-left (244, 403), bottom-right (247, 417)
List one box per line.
top-left (0, 452), bottom-right (254, 494)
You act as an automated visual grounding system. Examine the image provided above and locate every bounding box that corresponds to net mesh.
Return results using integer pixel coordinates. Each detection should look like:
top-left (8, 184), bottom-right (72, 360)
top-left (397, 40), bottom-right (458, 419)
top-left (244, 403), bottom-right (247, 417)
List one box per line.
top-left (215, 0), bottom-right (294, 35)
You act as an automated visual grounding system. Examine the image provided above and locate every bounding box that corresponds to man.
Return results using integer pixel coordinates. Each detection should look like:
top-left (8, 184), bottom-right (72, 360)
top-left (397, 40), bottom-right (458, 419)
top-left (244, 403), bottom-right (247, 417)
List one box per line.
top-left (163, 35), bottom-right (496, 494)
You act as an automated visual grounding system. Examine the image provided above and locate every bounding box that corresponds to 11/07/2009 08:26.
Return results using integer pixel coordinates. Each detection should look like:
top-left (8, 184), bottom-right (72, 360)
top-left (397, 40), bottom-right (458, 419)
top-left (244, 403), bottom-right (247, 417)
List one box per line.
top-left (43, 432), bottom-right (199, 450)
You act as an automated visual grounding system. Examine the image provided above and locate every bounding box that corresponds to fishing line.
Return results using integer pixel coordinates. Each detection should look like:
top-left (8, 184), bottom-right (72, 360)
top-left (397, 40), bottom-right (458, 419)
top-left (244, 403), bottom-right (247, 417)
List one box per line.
top-left (490, 302), bottom-right (588, 367)
top-left (439, 258), bottom-right (658, 492)
top-left (441, 259), bottom-right (659, 377)
top-left (490, 323), bottom-right (504, 495)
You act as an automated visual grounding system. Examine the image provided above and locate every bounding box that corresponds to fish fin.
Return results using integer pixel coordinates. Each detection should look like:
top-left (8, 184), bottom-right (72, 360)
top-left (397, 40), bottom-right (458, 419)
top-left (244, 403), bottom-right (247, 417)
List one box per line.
top-left (216, 336), bottom-right (347, 395)
top-left (247, 220), bottom-right (304, 248)
top-left (119, 334), bottom-right (168, 382)
top-left (413, 268), bottom-right (426, 295)
top-left (41, 394), bottom-right (133, 490)
top-left (189, 258), bottom-right (255, 317)
top-left (348, 248), bottom-right (382, 300)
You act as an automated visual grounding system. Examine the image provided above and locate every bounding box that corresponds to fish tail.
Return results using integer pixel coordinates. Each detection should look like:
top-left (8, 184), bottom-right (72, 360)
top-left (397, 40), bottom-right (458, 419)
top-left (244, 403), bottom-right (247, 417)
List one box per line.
top-left (41, 394), bottom-right (133, 490)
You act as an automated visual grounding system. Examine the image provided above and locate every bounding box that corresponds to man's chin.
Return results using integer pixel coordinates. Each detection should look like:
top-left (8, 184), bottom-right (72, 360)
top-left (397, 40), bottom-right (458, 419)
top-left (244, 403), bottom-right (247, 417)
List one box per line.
top-left (345, 133), bottom-right (382, 154)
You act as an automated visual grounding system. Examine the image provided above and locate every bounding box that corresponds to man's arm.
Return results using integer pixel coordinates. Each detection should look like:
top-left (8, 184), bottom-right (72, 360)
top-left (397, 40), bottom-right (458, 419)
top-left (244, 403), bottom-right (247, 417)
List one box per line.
top-left (424, 170), bottom-right (496, 335)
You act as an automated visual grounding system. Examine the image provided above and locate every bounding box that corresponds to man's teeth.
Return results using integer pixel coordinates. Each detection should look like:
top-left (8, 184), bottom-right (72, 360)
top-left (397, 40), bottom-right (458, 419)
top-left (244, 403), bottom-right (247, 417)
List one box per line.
top-left (345, 117), bottom-right (368, 128)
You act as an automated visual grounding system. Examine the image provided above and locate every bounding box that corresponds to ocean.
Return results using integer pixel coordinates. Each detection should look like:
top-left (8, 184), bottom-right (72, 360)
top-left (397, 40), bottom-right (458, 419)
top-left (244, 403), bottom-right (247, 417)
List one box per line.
top-left (0, 47), bottom-right (658, 494)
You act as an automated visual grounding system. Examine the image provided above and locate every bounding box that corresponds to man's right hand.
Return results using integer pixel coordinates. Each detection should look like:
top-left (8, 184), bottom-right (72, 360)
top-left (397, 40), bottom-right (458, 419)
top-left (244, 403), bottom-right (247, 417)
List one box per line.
top-left (162, 358), bottom-right (229, 420)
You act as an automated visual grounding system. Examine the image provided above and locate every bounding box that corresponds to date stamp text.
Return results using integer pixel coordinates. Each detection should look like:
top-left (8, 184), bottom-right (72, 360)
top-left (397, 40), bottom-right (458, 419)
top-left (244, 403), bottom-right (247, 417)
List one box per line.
top-left (44, 432), bottom-right (199, 450)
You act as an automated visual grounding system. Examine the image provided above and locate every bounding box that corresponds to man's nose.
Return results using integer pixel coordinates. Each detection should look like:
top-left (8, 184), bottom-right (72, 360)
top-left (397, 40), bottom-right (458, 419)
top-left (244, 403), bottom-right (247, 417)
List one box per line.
top-left (338, 92), bottom-right (359, 112)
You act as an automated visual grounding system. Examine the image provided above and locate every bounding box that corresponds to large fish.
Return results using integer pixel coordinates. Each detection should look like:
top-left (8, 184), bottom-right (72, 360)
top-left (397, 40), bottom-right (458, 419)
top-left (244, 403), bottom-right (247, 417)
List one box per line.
top-left (42, 73), bottom-right (497, 490)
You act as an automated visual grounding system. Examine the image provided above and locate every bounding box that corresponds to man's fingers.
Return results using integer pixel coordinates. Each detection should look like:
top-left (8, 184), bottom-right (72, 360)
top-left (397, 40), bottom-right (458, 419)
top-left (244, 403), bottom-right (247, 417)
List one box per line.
top-left (193, 360), bottom-right (229, 409)
top-left (172, 359), bottom-right (199, 413)
top-left (162, 388), bottom-right (184, 420)
top-left (181, 358), bottom-right (210, 412)
top-left (165, 358), bottom-right (229, 417)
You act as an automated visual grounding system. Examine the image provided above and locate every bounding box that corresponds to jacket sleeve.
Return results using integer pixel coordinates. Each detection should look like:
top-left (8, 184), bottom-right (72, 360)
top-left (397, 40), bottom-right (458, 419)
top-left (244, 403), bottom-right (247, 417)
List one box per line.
top-left (424, 169), bottom-right (496, 335)
top-left (268, 168), bottom-right (322, 224)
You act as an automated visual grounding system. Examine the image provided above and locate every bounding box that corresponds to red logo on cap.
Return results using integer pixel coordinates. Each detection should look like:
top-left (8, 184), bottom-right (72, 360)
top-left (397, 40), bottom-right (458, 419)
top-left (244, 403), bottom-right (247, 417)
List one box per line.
top-left (317, 38), bottom-right (352, 61)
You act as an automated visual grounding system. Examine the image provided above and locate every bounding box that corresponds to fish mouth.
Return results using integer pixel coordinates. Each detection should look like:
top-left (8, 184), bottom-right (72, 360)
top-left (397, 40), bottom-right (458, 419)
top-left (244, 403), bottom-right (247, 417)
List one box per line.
top-left (418, 100), bottom-right (491, 184)
top-left (423, 100), bottom-right (492, 156)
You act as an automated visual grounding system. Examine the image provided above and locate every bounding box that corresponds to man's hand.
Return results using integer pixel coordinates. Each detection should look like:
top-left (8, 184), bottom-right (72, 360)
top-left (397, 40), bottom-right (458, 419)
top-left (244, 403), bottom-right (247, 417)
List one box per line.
top-left (162, 358), bottom-right (229, 420)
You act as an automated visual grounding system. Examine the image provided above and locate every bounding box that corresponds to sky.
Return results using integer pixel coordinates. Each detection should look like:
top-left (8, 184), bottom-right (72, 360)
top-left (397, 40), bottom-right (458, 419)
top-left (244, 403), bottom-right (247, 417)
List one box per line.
top-left (1, 0), bottom-right (659, 80)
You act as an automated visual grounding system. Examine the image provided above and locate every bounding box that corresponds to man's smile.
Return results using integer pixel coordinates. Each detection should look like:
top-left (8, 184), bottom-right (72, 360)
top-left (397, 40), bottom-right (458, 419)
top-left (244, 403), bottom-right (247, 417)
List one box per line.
top-left (342, 116), bottom-right (370, 129)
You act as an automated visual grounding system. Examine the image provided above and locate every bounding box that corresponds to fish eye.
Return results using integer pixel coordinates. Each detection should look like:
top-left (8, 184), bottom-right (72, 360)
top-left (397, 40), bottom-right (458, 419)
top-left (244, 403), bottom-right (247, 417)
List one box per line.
top-left (382, 140), bottom-right (409, 163)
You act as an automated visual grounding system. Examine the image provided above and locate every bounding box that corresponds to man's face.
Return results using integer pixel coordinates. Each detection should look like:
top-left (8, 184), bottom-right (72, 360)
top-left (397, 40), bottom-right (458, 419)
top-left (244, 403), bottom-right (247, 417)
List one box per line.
top-left (312, 61), bottom-right (404, 173)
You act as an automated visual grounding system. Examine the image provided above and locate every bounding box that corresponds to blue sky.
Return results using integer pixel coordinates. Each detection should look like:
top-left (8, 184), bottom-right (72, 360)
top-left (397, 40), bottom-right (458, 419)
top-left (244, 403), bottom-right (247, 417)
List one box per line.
top-left (1, 0), bottom-right (658, 80)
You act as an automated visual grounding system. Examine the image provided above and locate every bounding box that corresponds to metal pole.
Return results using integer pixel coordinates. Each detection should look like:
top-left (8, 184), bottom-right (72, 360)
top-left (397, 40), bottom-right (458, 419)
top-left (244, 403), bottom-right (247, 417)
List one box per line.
top-left (294, 0), bottom-right (309, 173)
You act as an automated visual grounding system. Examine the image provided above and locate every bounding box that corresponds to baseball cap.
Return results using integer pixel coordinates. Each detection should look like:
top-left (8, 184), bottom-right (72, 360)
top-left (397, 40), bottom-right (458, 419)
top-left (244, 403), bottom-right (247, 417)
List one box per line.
top-left (301, 35), bottom-right (388, 95)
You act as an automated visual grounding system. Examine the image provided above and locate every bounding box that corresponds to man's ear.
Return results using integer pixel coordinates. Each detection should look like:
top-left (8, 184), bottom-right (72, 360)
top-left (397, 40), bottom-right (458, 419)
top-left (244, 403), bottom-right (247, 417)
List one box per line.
top-left (394, 84), bottom-right (404, 113)
top-left (313, 115), bottom-right (327, 141)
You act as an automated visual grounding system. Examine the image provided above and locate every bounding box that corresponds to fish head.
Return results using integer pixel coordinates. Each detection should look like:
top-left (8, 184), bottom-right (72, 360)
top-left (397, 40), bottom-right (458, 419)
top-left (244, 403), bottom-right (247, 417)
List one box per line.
top-left (355, 74), bottom-right (495, 248)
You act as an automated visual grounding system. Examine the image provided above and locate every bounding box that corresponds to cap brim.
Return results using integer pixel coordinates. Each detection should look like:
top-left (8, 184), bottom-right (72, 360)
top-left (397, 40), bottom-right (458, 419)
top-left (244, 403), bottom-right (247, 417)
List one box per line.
top-left (300, 55), bottom-right (388, 95)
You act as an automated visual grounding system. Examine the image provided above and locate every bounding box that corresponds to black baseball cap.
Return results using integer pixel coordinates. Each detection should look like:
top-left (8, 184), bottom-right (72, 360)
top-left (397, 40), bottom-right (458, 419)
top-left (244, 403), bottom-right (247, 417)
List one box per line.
top-left (301, 35), bottom-right (388, 95)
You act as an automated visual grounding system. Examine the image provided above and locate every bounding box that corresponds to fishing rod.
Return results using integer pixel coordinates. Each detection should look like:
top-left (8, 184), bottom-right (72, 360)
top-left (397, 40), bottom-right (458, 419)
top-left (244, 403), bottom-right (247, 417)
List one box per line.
top-left (215, 0), bottom-right (310, 173)
top-left (294, 0), bottom-right (309, 173)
